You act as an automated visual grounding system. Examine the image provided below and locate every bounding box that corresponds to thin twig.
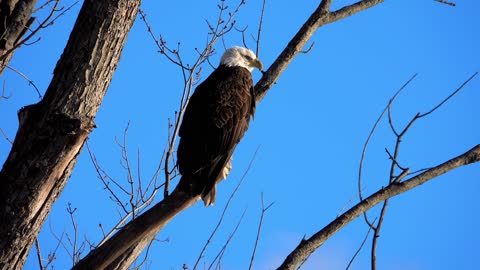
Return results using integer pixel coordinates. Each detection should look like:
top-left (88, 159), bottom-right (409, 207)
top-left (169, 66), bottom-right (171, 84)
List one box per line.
top-left (408, 167), bottom-right (431, 176)
top-left (87, 133), bottom-right (168, 249)
top-left (118, 123), bottom-right (136, 218)
top-left (256, 0), bottom-right (267, 56)
top-left (357, 74), bottom-right (417, 228)
top-left (49, 222), bottom-right (72, 261)
top-left (193, 147), bottom-right (260, 270)
top-left (419, 72), bottom-right (477, 118)
top-left (208, 208), bottom-right (248, 270)
top-left (299, 42), bottom-right (315, 54)
top-left (0, 1), bottom-right (79, 63)
top-left (385, 148), bottom-right (407, 171)
top-left (0, 128), bottom-right (13, 144)
top-left (249, 193), bottom-right (274, 270)
top-left (33, 0), bottom-right (57, 13)
top-left (86, 142), bottom-right (129, 214)
top-left (136, 147), bottom-right (142, 205)
top-left (345, 217), bottom-right (377, 270)
top-left (387, 102), bottom-right (399, 137)
top-left (337, 189), bottom-right (365, 218)
top-left (0, 80), bottom-right (11, 100)
top-left (370, 72), bottom-right (477, 270)
top-left (66, 203), bottom-right (82, 265)
top-left (1, 64), bottom-right (42, 98)
top-left (34, 238), bottom-right (44, 270)
top-left (234, 25), bottom-right (249, 48)
top-left (43, 221), bottom-right (63, 269)
top-left (434, 0), bottom-right (456, 6)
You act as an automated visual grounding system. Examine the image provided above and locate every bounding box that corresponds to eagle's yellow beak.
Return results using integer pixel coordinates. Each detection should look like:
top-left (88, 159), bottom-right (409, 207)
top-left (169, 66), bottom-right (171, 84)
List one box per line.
top-left (252, 58), bottom-right (263, 72)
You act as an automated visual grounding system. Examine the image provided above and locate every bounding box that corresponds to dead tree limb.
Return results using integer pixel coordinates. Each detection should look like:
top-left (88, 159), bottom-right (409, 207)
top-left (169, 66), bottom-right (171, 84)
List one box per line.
top-left (254, 0), bottom-right (384, 102)
top-left (277, 144), bottom-right (480, 270)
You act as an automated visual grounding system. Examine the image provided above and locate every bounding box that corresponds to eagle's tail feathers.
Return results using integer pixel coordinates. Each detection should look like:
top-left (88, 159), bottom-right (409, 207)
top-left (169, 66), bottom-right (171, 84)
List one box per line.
top-left (201, 185), bottom-right (216, 206)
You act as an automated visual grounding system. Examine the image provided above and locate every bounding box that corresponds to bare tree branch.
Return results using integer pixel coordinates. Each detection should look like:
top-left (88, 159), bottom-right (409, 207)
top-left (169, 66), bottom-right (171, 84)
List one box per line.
top-left (254, 0), bottom-right (384, 103)
top-left (86, 139), bottom-right (167, 250)
top-left (0, 1), bottom-right (79, 75)
top-left (34, 238), bottom-right (44, 270)
top-left (277, 144), bottom-right (480, 270)
top-left (0, 128), bottom-right (13, 144)
top-left (255, 0), bottom-right (266, 56)
top-left (368, 72), bottom-right (478, 270)
top-left (1, 64), bottom-right (42, 98)
top-left (420, 72), bottom-right (477, 118)
top-left (358, 74), bottom-right (418, 229)
top-left (434, 0), bottom-right (456, 7)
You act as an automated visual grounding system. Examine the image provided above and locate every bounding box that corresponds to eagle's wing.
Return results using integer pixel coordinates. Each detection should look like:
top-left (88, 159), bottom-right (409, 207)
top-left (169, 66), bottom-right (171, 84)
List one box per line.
top-left (177, 66), bottom-right (254, 200)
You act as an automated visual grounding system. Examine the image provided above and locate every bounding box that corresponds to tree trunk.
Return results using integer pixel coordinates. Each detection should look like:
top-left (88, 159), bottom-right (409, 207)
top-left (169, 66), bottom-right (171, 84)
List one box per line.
top-left (0, 0), bottom-right (37, 75)
top-left (0, 0), bottom-right (141, 268)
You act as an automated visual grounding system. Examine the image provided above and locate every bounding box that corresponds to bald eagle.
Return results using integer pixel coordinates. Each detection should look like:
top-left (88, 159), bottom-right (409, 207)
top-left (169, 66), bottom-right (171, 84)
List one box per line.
top-left (177, 46), bottom-right (263, 206)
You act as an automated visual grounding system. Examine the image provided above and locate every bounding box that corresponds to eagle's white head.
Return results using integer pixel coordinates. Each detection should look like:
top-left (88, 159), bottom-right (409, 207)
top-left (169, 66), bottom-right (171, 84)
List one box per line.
top-left (220, 46), bottom-right (263, 73)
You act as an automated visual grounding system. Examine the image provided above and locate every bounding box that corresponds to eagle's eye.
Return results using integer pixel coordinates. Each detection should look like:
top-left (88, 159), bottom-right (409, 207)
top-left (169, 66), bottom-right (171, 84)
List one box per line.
top-left (244, 54), bottom-right (253, 61)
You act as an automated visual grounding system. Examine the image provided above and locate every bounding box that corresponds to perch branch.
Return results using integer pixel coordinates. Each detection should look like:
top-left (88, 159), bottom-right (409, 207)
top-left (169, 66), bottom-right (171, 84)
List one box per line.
top-left (254, 0), bottom-right (384, 102)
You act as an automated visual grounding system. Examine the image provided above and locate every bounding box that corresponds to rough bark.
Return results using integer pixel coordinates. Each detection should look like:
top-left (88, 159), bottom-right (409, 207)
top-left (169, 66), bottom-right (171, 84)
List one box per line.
top-left (0, 0), bottom-right (141, 268)
top-left (0, 0), bottom-right (37, 75)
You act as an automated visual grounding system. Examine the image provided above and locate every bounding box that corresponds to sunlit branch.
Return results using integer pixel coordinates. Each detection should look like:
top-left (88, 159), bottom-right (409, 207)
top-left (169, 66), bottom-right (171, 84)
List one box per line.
top-left (369, 72), bottom-right (477, 269)
top-left (278, 144), bottom-right (480, 270)
top-left (254, 0), bottom-right (384, 103)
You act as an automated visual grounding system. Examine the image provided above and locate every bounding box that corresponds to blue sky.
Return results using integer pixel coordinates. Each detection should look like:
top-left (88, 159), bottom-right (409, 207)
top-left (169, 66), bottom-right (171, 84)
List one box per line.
top-left (1, 0), bottom-right (479, 269)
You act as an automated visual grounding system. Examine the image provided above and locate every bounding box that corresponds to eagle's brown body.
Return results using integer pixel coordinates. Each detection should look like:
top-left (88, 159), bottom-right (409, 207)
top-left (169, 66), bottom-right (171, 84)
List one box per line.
top-left (177, 64), bottom-right (255, 206)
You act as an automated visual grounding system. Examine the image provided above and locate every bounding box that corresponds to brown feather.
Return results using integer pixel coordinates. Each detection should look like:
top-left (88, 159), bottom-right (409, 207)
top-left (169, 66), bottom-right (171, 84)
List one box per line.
top-left (177, 65), bottom-right (254, 206)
